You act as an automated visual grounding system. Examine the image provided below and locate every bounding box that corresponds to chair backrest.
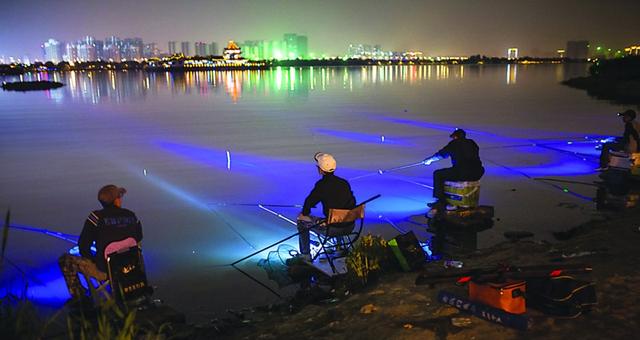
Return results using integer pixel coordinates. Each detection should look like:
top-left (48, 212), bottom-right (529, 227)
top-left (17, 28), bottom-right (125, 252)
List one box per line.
top-left (103, 237), bottom-right (138, 259)
top-left (106, 246), bottom-right (151, 302)
top-left (327, 204), bottom-right (365, 225)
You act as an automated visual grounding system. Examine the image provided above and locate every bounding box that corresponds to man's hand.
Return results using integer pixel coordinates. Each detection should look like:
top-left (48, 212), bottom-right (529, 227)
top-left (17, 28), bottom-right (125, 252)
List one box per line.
top-left (297, 214), bottom-right (312, 222)
top-left (423, 157), bottom-right (435, 166)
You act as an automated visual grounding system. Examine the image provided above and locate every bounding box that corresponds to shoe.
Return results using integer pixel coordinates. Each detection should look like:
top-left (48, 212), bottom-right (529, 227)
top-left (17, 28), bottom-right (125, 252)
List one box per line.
top-left (446, 205), bottom-right (458, 211)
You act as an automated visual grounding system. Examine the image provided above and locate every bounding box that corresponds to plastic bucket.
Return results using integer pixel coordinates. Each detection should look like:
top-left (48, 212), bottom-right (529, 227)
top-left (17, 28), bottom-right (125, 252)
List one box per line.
top-left (444, 181), bottom-right (480, 208)
top-left (609, 151), bottom-right (631, 170)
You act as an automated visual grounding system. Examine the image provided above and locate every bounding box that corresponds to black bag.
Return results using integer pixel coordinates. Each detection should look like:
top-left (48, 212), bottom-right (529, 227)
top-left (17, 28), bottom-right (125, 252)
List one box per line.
top-left (526, 275), bottom-right (597, 317)
top-left (388, 231), bottom-right (426, 271)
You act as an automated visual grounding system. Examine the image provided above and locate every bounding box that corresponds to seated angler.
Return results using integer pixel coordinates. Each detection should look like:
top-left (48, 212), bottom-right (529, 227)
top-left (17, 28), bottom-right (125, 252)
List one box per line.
top-left (423, 128), bottom-right (485, 211)
top-left (297, 153), bottom-right (356, 261)
top-left (58, 184), bottom-right (143, 303)
top-left (598, 109), bottom-right (640, 171)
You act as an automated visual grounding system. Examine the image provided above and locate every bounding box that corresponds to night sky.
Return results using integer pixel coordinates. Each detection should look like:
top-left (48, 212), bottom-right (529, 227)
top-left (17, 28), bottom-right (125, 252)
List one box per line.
top-left (2, 0), bottom-right (639, 59)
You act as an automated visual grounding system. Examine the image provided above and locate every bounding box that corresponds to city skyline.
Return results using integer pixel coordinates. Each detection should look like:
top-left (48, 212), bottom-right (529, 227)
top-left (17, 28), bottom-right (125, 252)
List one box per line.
top-left (1, 0), bottom-right (639, 59)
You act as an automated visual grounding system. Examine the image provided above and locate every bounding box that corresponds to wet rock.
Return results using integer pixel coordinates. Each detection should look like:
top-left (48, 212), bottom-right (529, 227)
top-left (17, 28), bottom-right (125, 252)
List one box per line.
top-left (360, 304), bottom-right (378, 314)
top-left (403, 323), bottom-right (414, 329)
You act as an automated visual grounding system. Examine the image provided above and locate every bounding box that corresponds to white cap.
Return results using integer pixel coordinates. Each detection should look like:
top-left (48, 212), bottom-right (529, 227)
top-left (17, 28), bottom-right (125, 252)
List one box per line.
top-left (314, 152), bottom-right (336, 172)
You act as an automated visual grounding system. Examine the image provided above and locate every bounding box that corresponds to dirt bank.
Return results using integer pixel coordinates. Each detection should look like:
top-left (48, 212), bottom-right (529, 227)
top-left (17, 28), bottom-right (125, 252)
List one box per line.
top-left (193, 208), bottom-right (640, 340)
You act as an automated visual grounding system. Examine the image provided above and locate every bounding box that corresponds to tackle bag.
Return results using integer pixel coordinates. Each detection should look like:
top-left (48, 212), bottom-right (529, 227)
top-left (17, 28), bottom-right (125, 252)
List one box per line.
top-left (439, 290), bottom-right (530, 331)
top-left (468, 279), bottom-right (526, 314)
top-left (388, 231), bottom-right (426, 272)
top-left (526, 275), bottom-right (597, 317)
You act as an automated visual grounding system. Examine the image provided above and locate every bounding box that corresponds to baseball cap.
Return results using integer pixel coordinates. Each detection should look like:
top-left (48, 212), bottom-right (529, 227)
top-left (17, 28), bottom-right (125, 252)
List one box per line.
top-left (618, 109), bottom-right (636, 119)
top-left (450, 128), bottom-right (466, 138)
top-left (98, 184), bottom-right (127, 206)
top-left (314, 152), bottom-right (337, 172)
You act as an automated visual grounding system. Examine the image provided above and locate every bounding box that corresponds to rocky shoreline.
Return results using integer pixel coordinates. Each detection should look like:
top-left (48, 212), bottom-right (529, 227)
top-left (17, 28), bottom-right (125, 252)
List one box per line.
top-left (180, 207), bottom-right (640, 340)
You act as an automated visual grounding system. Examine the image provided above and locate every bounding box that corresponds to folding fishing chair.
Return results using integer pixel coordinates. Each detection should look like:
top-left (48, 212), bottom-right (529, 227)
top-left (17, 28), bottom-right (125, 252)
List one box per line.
top-left (105, 242), bottom-right (152, 304)
top-left (310, 204), bottom-right (366, 274)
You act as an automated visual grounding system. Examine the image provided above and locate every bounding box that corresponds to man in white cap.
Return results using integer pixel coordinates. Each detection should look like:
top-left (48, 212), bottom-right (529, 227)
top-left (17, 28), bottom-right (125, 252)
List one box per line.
top-left (58, 184), bottom-right (143, 303)
top-left (297, 152), bottom-right (356, 260)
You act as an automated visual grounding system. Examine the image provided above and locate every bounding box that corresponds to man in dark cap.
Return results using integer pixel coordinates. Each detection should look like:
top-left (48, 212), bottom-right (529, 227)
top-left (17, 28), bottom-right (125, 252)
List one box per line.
top-left (598, 109), bottom-right (640, 170)
top-left (423, 129), bottom-right (485, 210)
top-left (58, 184), bottom-right (143, 301)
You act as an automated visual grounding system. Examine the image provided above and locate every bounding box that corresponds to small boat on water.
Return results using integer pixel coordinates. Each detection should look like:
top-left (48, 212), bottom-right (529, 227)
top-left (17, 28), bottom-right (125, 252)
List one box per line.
top-left (1, 80), bottom-right (64, 91)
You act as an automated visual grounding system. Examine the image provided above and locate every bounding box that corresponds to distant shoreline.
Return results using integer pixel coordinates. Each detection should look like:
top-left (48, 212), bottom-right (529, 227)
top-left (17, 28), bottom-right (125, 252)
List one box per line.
top-left (0, 57), bottom-right (587, 75)
top-left (562, 56), bottom-right (640, 106)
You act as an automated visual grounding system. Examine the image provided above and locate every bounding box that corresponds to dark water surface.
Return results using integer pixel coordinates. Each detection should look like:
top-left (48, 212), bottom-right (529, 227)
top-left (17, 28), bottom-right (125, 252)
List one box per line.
top-left (0, 64), bottom-right (625, 319)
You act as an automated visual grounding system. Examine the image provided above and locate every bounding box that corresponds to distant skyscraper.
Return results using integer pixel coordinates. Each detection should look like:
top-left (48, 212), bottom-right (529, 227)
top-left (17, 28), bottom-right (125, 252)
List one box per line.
top-left (194, 42), bottom-right (207, 56)
top-left (507, 48), bottom-right (518, 60)
top-left (207, 42), bottom-right (218, 56)
top-left (42, 38), bottom-right (63, 63)
top-left (63, 42), bottom-right (78, 62)
top-left (283, 33), bottom-right (308, 59)
top-left (181, 41), bottom-right (191, 56)
top-left (144, 43), bottom-right (159, 58)
top-left (168, 41), bottom-right (177, 55)
top-left (105, 36), bottom-right (123, 62)
top-left (566, 41), bottom-right (589, 60)
top-left (94, 40), bottom-right (104, 60)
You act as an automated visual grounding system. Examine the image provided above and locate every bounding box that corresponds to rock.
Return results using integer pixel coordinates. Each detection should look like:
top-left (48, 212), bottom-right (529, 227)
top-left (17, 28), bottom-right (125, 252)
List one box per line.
top-left (360, 304), bottom-right (378, 314)
top-left (434, 306), bottom-right (459, 317)
top-left (368, 289), bottom-right (385, 296)
top-left (451, 317), bottom-right (473, 327)
top-left (403, 323), bottom-right (414, 329)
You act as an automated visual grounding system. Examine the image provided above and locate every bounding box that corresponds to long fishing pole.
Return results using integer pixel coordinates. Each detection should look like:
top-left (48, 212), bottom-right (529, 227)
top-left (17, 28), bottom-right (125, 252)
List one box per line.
top-left (8, 224), bottom-right (78, 244)
top-left (484, 159), bottom-right (593, 202)
top-left (210, 202), bottom-right (303, 209)
top-left (350, 162), bottom-right (424, 181)
top-left (231, 264), bottom-right (282, 298)
top-left (533, 178), bottom-right (600, 187)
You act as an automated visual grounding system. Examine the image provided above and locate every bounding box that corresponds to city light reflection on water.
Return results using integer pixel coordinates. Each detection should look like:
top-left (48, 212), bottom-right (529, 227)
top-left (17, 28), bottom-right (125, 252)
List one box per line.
top-left (4, 64), bottom-right (484, 104)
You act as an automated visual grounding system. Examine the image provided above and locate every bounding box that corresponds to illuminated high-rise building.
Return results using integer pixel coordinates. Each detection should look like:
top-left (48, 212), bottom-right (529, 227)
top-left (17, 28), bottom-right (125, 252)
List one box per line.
top-left (168, 41), bottom-right (177, 55)
top-left (566, 41), bottom-right (589, 60)
top-left (507, 48), bottom-right (518, 60)
top-left (144, 43), bottom-right (159, 58)
top-left (194, 42), bottom-right (207, 56)
top-left (181, 41), bottom-right (191, 56)
top-left (105, 36), bottom-right (123, 61)
top-left (283, 33), bottom-right (308, 59)
top-left (207, 42), bottom-right (218, 56)
top-left (63, 42), bottom-right (78, 62)
top-left (42, 38), bottom-right (63, 63)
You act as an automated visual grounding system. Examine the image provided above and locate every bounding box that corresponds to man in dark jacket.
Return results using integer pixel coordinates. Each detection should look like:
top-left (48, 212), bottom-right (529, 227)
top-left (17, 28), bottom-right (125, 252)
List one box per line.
top-left (59, 184), bottom-right (143, 300)
top-left (423, 129), bottom-right (485, 210)
top-left (297, 152), bottom-right (356, 260)
top-left (598, 109), bottom-right (640, 169)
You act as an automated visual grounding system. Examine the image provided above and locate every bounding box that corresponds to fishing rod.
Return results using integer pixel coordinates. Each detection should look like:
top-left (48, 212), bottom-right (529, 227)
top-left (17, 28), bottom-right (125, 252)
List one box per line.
top-left (210, 202), bottom-right (303, 209)
top-left (484, 159), bottom-right (593, 202)
top-left (8, 224), bottom-right (78, 244)
top-left (349, 162), bottom-right (425, 181)
top-left (533, 178), bottom-right (600, 187)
